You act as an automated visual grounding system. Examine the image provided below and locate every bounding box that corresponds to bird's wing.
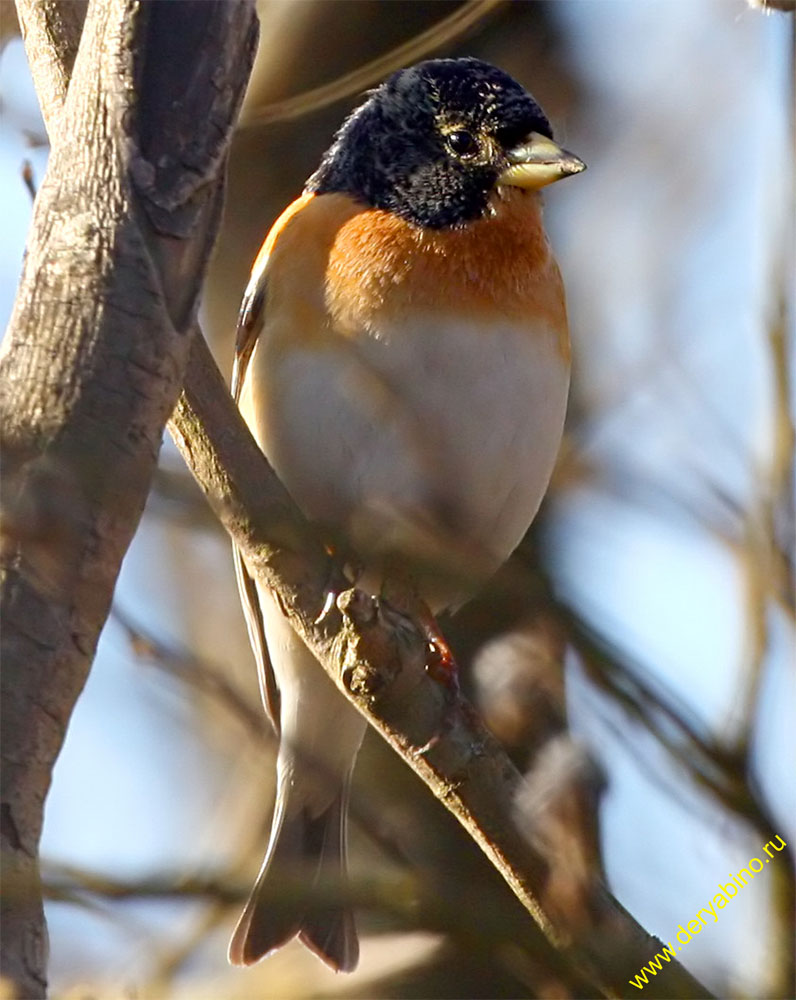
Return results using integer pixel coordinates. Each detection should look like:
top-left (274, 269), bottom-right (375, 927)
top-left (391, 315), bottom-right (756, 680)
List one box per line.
top-left (230, 192), bottom-right (320, 732)
top-left (231, 263), bottom-right (281, 734)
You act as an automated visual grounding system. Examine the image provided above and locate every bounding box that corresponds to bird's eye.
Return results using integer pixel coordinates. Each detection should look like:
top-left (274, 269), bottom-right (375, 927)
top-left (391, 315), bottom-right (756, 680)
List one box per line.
top-left (446, 130), bottom-right (478, 157)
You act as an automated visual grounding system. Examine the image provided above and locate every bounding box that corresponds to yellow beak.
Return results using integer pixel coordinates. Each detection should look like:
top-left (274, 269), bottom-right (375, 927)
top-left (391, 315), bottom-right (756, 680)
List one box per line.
top-left (498, 132), bottom-right (586, 190)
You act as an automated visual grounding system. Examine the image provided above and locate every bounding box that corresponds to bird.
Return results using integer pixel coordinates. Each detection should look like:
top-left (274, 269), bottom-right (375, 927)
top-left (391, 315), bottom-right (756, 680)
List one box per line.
top-left (228, 56), bottom-right (585, 973)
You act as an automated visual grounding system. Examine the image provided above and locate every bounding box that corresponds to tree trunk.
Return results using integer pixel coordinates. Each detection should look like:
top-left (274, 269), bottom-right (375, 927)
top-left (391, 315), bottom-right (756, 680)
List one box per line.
top-left (0, 2), bottom-right (257, 995)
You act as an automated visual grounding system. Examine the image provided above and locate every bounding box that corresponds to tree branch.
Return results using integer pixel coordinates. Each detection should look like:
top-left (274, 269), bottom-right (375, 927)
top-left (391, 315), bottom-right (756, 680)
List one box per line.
top-left (14, 0), bottom-right (87, 139)
top-left (0, 2), bottom-right (257, 995)
top-left (168, 331), bottom-right (712, 999)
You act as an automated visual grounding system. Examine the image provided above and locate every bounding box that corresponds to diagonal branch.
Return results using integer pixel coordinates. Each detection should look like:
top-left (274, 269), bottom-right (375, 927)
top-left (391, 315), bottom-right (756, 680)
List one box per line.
top-left (169, 328), bottom-right (712, 1000)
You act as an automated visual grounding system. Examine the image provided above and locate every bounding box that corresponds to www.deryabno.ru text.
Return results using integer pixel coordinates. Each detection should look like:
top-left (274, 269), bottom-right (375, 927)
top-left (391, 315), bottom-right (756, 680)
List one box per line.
top-left (629, 834), bottom-right (788, 990)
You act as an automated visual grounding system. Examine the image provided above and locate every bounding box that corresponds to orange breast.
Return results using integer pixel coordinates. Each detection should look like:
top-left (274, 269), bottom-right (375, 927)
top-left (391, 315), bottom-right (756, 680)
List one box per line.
top-left (324, 189), bottom-right (570, 360)
top-left (259, 190), bottom-right (570, 361)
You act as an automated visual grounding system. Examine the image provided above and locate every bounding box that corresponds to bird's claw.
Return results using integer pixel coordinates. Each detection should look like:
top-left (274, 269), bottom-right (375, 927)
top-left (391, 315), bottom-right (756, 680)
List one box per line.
top-left (425, 632), bottom-right (460, 694)
top-left (413, 630), bottom-right (460, 755)
top-left (314, 588), bottom-right (337, 624)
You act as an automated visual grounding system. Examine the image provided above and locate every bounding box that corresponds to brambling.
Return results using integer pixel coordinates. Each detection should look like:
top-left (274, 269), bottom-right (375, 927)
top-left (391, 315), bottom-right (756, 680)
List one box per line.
top-left (228, 57), bottom-right (584, 972)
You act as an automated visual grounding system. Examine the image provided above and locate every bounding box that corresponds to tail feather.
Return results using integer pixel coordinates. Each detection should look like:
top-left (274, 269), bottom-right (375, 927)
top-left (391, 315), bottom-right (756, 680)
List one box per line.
top-left (300, 907), bottom-right (358, 974)
top-left (299, 787), bottom-right (359, 972)
top-left (228, 787), bottom-right (358, 971)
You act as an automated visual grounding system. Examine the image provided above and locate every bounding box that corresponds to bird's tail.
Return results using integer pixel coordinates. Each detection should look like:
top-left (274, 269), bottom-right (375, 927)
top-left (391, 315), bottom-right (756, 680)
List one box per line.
top-left (228, 779), bottom-right (358, 972)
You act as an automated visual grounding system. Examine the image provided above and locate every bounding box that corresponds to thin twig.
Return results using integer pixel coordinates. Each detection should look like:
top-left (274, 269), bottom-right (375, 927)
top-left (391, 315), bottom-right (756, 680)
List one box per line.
top-left (21, 159), bottom-right (36, 201)
top-left (111, 604), bottom-right (266, 740)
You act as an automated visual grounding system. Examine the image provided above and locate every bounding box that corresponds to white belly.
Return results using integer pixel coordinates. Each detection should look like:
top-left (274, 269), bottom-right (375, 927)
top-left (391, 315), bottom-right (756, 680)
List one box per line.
top-left (241, 316), bottom-right (569, 606)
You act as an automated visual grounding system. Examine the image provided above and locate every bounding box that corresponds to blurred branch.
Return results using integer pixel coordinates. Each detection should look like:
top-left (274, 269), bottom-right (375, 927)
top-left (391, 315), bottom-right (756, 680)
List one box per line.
top-left (240, 0), bottom-right (504, 127)
top-left (766, 286), bottom-right (796, 613)
top-left (747, 0), bottom-right (795, 11)
top-left (733, 103), bottom-right (796, 992)
top-left (41, 861), bottom-right (242, 906)
top-left (561, 52), bottom-right (794, 992)
top-left (32, 861), bottom-right (615, 998)
top-left (0, 4), bottom-right (20, 47)
top-left (148, 465), bottom-right (225, 531)
top-left (147, 901), bottom-right (231, 994)
top-left (112, 605), bottom-right (266, 740)
top-left (563, 605), bottom-right (796, 999)
top-left (20, 159), bottom-right (36, 201)
top-left (565, 607), bottom-right (775, 828)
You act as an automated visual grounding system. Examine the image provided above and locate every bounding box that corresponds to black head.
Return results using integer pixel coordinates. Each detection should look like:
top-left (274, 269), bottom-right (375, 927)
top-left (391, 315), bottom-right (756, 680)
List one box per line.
top-left (307, 58), bottom-right (561, 229)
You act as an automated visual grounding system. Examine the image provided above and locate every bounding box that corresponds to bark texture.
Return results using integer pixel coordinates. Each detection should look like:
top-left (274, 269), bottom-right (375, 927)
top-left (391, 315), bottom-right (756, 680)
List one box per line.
top-left (14, 0), bottom-right (86, 137)
top-left (0, 2), bottom-right (257, 996)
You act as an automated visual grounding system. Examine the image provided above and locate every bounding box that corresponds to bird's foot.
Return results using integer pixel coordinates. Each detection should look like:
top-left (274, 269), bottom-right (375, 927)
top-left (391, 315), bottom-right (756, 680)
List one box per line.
top-left (377, 578), bottom-right (461, 755)
top-left (379, 577), bottom-right (460, 690)
top-left (315, 532), bottom-right (364, 625)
